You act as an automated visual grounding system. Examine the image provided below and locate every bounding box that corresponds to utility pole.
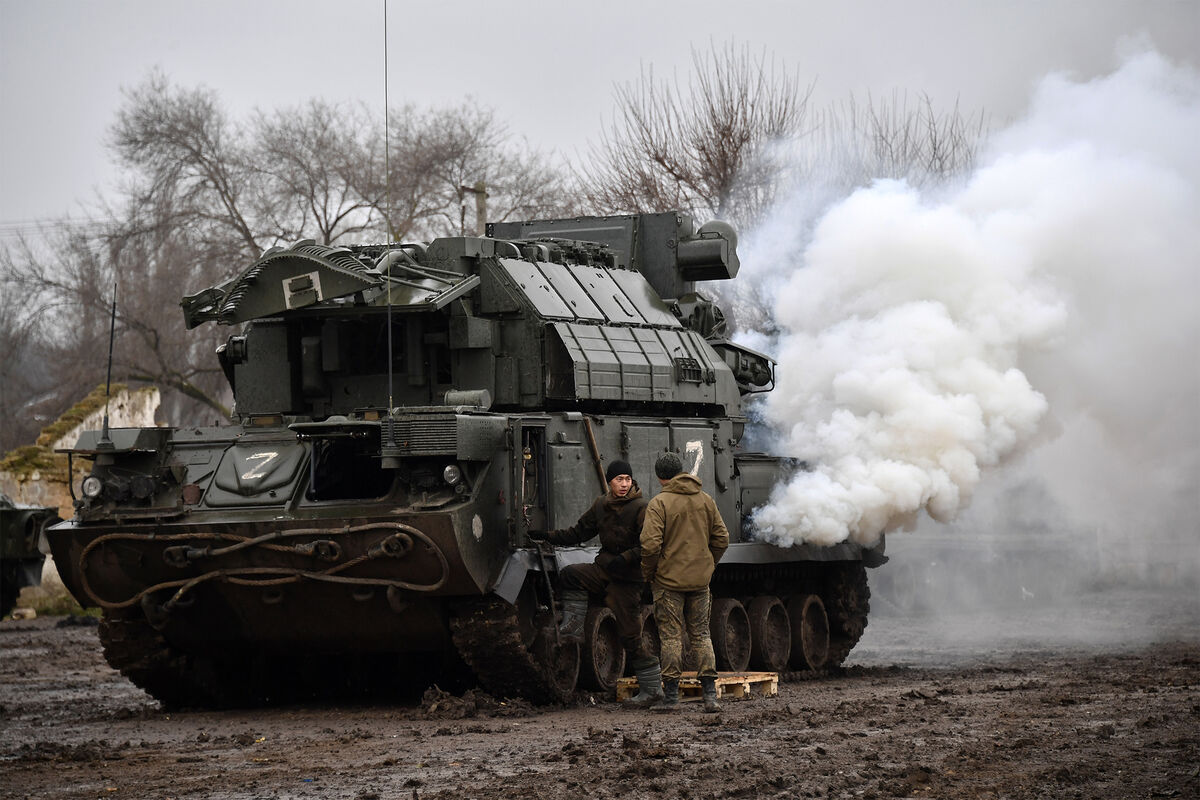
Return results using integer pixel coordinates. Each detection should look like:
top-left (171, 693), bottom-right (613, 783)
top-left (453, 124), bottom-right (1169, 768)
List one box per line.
top-left (459, 181), bottom-right (488, 236)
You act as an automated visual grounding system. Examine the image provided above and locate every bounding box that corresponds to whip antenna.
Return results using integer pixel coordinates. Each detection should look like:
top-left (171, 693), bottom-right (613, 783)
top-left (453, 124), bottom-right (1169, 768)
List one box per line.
top-left (98, 279), bottom-right (117, 450)
top-left (380, 0), bottom-right (401, 468)
top-left (384, 0), bottom-right (393, 414)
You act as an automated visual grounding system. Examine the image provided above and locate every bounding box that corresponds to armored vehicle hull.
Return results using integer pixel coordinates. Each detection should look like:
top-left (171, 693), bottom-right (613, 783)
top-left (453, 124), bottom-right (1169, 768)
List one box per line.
top-left (1, 495), bottom-right (59, 617)
top-left (49, 213), bottom-right (882, 707)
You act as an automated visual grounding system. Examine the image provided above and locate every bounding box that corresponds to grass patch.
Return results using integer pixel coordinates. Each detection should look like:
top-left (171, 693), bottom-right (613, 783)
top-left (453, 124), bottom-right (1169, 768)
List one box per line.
top-left (0, 382), bottom-right (131, 482)
top-left (14, 573), bottom-right (99, 618)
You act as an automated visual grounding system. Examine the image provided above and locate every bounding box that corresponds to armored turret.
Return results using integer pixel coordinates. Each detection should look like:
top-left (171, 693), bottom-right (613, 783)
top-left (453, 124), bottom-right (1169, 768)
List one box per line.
top-left (180, 211), bottom-right (771, 423)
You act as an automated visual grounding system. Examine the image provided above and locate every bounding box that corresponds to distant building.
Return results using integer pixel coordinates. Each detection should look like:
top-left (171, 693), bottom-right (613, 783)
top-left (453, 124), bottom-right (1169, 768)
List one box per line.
top-left (0, 384), bottom-right (160, 518)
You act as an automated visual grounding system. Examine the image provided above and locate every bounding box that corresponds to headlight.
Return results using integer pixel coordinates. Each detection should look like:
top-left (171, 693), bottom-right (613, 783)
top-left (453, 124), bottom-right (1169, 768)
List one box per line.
top-left (443, 465), bottom-right (463, 485)
top-left (81, 476), bottom-right (103, 499)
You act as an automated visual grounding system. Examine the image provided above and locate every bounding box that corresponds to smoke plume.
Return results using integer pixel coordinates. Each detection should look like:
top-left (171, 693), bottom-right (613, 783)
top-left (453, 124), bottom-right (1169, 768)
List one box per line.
top-left (742, 47), bottom-right (1200, 559)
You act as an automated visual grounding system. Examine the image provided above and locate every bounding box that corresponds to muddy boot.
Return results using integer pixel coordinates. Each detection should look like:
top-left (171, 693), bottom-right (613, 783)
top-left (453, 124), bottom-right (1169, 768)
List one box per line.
top-left (651, 679), bottom-right (679, 712)
top-left (701, 676), bottom-right (721, 713)
top-left (558, 590), bottom-right (588, 643)
top-left (622, 657), bottom-right (664, 708)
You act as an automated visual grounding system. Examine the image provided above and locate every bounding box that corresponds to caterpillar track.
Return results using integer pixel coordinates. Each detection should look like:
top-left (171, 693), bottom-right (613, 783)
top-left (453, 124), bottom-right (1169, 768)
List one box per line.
top-left (98, 602), bottom-right (472, 710)
top-left (824, 564), bottom-right (871, 668)
top-left (450, 592), bottom-right (580, 705)
top-left (99, 610), bottom-right (230, 710)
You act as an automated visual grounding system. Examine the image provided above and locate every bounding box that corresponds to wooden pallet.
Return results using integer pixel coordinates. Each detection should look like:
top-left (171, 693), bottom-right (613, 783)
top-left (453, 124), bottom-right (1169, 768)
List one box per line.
top-left (616, 671), bottom-right (778, 703)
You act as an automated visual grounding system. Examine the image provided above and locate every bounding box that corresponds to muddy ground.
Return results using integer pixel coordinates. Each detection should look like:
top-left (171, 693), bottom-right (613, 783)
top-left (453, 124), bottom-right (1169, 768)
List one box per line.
top-left (2, 587), bottom-right (1198, 800)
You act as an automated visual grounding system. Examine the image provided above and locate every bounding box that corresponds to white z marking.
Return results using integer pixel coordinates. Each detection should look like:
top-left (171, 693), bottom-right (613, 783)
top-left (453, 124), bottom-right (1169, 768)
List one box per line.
top-left (685, 440), bottom-right (704, 476)
top-left (241, 451), bottom-right (280, 480)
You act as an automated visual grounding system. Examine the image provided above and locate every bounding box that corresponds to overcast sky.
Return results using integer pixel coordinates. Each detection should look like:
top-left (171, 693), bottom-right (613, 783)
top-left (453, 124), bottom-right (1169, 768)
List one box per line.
top-left (1, 0), bottom-right (1196, 232)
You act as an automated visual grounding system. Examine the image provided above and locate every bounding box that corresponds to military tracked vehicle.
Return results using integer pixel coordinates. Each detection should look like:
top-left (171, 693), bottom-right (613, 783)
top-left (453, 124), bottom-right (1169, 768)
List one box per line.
top-left (47, 212), bottom-right (883, 708)
top-left (1, 494), bottom-right (59, 617)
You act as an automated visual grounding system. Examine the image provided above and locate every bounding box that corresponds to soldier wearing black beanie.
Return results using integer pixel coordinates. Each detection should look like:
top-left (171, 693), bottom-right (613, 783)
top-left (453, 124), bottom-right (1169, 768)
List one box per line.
top-left (527, 458), bottom-right (663, 707)
top-left (605, 459), bottom-right (633, 484)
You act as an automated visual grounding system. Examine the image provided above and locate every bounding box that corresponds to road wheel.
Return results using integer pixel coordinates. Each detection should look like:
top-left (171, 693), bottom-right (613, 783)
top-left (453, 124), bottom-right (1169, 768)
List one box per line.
top-left (787, 594), bottom-right (830, 670)
top-left (579, 606), bottom-right (625, 692)
top-left (710, 597), bottom-right (751, 672)
top-left (747, 595), bottom-right (791, 672)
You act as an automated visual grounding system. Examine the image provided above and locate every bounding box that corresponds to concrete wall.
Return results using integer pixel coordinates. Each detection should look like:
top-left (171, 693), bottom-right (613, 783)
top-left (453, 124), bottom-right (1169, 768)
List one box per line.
top-left (0, 387), bottom-right (161, 519)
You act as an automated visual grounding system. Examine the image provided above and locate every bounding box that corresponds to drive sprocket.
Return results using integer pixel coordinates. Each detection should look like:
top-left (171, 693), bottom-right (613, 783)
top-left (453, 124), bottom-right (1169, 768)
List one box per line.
top-left (823, 563), bottom-right (871, 667)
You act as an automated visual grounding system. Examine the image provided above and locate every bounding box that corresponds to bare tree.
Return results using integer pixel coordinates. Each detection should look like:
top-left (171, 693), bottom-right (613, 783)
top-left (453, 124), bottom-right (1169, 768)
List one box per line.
top-left (249, 100), bottom-right (379, 246)
top-left (0, 242), bottom-right (63, 453)
top-left (365, 102), bottom-right (461, 242)
top-left (484, 142), bottom-right (580, 227)
top-left (107, 75), bottom-right (576, 252)
top-left (100, 217), bottom-right (231, 416)
top-left (804, 91), bottom-right (987, 189)
top-left (716, 91), bottom-right (987, 338)
top-left (378, 103), bottom-right (574, 240)
top-left (2, 215), bottom-right (231, 426)
top-left (110, 71), bottom-right (259, 261)
top-left (4, 65), bottom-right (989, 453)
top-left (581, 42), bottom-right (812, 229)
top-left (3, 73), bottom-right (581, 445)
top-left (581, 41), bottom-right (987, 235)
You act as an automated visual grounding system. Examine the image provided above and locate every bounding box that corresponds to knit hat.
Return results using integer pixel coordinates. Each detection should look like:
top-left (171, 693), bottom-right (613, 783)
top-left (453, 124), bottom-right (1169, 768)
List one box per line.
top-left (605, 459), bottom-right (633, 483)
top-left (654, 452), bottom-right (683, 480)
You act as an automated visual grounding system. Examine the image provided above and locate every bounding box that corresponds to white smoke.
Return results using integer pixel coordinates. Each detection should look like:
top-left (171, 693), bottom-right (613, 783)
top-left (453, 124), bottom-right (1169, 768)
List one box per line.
top-left (743, 47), bottom-right (1200, 553)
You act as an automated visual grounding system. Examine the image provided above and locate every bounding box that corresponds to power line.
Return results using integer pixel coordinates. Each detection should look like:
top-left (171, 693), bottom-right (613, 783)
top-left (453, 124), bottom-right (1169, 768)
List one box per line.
top-left (0, 217), bottom-right (106, 242)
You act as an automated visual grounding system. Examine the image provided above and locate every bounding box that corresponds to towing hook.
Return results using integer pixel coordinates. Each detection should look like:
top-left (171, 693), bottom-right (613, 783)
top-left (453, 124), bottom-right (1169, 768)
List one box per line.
top-left (162, 545), bottom-right (210, 568)
top-left (140, 593), bottom-right (170, 629)
top-left (368, 532), bottom-right (414, 558)
top-left (294, 539), bottom-right (343, 562)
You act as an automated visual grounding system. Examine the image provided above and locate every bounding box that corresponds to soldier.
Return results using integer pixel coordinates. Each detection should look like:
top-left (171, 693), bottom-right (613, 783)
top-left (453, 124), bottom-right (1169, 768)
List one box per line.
top-left (640, 452), bottom-right (729, 713)
top-left (527, 460), bottom-right (664, 707)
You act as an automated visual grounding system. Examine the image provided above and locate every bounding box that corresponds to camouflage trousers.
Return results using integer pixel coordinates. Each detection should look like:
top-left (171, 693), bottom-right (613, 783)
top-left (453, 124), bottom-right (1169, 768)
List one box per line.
top-left (652, 585), bottom-right (717, 681)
